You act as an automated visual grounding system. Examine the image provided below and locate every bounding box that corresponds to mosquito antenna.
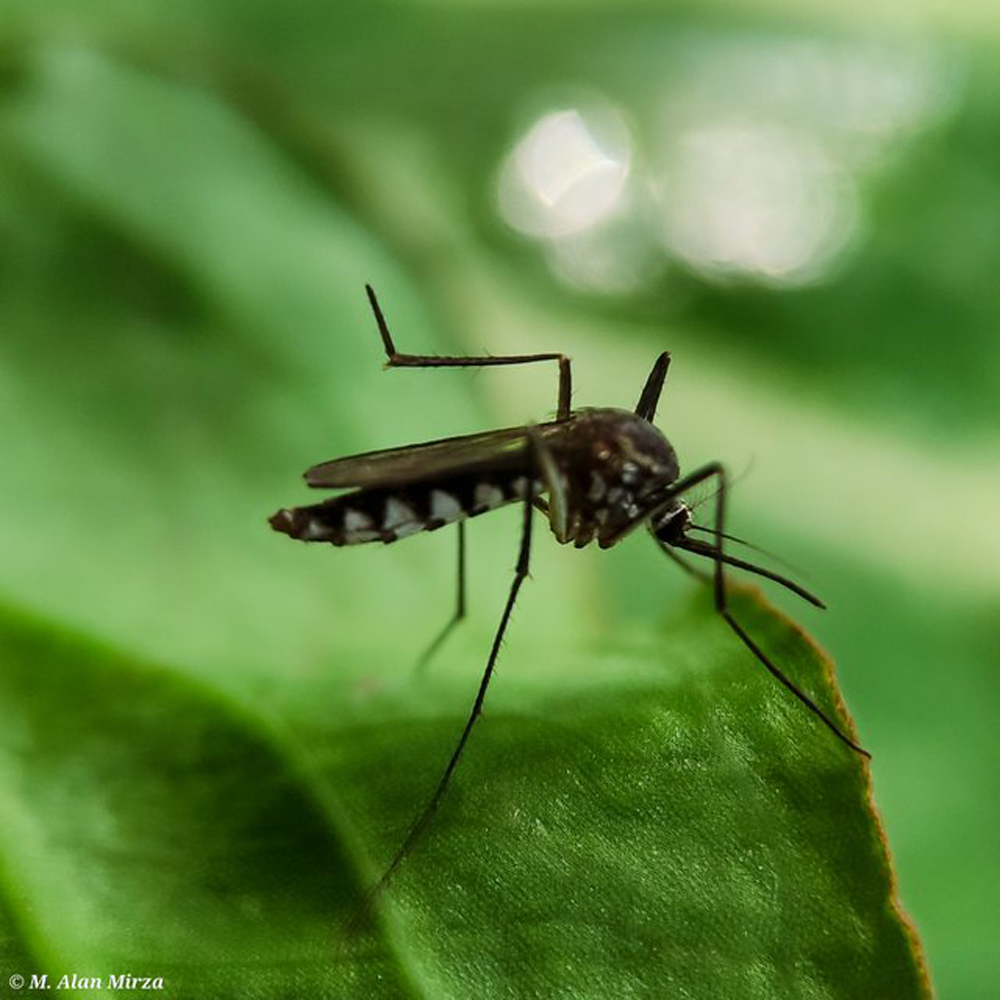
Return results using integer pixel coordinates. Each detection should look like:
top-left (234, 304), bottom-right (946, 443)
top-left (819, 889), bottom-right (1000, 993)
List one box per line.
top-left (689, 524), bottom-right (753, 547)
top-left (685, 461), bottom-right (753, 517)
top-left (688, 524), bottom-right (808, 579)
top-left (668, 536), bottom-right (825, 609)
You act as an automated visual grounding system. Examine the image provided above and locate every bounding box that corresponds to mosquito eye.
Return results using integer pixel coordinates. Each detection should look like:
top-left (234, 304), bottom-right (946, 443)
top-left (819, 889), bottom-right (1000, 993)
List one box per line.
top-left (653, 507), bottom-right (690, 543)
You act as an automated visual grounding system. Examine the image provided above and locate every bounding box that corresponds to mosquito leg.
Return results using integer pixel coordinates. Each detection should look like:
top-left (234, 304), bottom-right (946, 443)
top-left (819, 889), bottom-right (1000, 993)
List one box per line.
top-left (528, 426), bottom-right (568, 541)
top-left (361, 447), bottom-right (539, 907)
top-left (414, 522), bottom-right (467, 675)
top-left (634, 351), bottom-right (671, 423)
top-left (667, 463), bottom-right (869, 758)
top-left (366, 284), bottom-right (573, 419)
top-left (660, 542), bottom-right (711, 583)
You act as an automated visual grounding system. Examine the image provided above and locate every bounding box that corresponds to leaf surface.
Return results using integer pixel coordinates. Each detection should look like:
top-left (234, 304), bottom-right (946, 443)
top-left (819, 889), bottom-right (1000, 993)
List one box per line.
top-left (0, 594), bottom-right (927, 998)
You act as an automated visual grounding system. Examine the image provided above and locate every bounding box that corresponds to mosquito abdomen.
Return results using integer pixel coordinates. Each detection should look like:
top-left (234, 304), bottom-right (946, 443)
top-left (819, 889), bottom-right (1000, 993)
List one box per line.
top-left (269, 472), bottom-right (541, 545)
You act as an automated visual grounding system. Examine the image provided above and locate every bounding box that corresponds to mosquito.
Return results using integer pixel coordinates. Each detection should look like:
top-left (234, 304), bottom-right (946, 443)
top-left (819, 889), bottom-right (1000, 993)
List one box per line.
top-left (269, 284), bottom-right (868, 901)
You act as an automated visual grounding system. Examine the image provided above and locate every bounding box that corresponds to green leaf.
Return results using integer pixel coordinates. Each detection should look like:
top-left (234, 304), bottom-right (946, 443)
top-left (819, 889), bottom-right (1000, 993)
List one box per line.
top-left (0, 590), bottom-right (928, 998)
top-left (0, 600), bottom-right (415, 997)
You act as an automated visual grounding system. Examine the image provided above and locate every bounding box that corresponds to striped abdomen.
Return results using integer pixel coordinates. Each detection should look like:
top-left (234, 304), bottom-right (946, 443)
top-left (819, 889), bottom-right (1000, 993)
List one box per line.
top-left (269, 472), bottom-right (541, 545)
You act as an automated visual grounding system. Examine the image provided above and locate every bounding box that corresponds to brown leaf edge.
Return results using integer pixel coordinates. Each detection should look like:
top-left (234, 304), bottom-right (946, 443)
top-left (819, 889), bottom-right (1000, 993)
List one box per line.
top-left (756, 587), bottom-right (935, 999)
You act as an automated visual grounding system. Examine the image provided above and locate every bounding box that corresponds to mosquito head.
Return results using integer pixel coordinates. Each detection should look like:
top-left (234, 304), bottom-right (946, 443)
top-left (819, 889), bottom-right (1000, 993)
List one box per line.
top-left (648, 501), bottom-right (693, 545)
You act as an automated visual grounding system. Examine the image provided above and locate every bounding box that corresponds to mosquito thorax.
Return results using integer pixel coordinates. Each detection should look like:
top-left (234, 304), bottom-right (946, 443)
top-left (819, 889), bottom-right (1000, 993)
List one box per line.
top-left (555, 407), bottom-right (680, 549)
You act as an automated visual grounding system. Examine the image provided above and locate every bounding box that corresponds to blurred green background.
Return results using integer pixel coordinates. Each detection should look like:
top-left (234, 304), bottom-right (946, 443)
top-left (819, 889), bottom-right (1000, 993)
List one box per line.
top-left (1, 1), bottom-right (998, 996)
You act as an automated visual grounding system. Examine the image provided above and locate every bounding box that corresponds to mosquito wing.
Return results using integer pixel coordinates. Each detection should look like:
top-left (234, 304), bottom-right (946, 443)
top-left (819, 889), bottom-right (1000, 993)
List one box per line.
top-left (304, 419), bottom-right (571, 489)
